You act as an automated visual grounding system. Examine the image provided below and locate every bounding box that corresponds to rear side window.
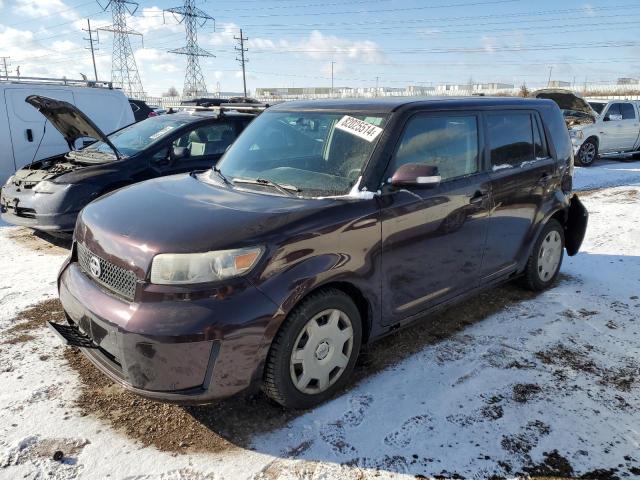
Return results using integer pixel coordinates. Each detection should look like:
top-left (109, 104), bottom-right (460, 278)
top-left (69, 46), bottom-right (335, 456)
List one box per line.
top-left (621, 103), bottom-right (636, 120)
top-left (392, 114), bottom-right (479, 181)
top-left (533, 117), bottom-right (549, 159)
top-left (487, 112), bottom-right (535, 169)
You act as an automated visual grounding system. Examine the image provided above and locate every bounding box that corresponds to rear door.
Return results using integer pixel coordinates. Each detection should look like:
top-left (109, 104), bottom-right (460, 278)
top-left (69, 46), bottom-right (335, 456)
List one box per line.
top-left (617, 102), bottom-right (639, 150)
top-left (4, 88), bottom-right (74, 170)
top-left (380, 111), bottom-right (491, 325)
top-left (481, 110), bottom-right (557, 280)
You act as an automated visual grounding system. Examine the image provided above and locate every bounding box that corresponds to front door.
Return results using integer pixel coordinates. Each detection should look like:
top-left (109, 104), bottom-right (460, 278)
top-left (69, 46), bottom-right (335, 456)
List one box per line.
top-left (380, 112), bottom-right (491, 325)
top-left (481, 110), bottom-right (557, 279)
top-left (599, 103), bottom-right (639, 152)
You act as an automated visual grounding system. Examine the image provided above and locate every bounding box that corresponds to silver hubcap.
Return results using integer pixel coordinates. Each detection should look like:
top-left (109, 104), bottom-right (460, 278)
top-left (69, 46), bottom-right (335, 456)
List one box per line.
top-left (538, 230), bottom-right (562, 281)
top-left (290, 309), bottom-right (354, 394)
top-left (580, 143), bottom-right (596, 164)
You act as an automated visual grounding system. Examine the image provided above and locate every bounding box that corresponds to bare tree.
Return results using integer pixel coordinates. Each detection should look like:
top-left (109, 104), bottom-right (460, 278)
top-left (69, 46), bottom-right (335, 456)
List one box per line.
top-left (163, 86), bottom-right (179, 97)
top-left (519, 83), bottom-right (530, 97)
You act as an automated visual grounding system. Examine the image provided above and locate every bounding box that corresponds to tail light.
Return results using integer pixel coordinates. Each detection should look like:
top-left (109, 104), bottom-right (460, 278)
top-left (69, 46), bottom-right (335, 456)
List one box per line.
top-left (148, 111), bottom-right (158, 117)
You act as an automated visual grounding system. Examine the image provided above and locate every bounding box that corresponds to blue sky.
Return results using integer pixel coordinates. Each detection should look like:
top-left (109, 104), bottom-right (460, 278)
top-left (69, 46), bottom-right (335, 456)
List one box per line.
top-left (0, 0), bottom-right (639, 96)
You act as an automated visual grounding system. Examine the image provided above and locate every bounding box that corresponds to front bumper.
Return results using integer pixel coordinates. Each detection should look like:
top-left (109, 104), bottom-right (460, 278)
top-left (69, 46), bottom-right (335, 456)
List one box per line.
top-left (56, 259), bottom-right (280, 404)
top-left (0, 184), bottom-right (79, 231)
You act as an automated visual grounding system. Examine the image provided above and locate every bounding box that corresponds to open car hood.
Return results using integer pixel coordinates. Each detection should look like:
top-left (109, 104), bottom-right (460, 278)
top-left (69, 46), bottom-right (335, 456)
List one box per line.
top-left (531, 89), bottom-right (598, 119)
top-left (25, 95), bottom-right (121, 158)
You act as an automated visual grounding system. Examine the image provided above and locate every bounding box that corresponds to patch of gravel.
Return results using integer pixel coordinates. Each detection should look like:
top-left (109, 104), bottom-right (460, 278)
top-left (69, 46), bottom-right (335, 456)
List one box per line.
top-left (3, 298), bottom-right (64, 345)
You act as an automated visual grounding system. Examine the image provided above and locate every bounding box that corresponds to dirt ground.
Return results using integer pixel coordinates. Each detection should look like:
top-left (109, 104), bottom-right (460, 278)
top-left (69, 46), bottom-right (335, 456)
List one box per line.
top-left (23, 278), bottom-right (541, 455)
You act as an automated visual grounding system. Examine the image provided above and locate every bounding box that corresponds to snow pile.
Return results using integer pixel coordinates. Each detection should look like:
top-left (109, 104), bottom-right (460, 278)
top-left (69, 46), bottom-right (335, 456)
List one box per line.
top-left (1, 160), bottom-right (640, 479)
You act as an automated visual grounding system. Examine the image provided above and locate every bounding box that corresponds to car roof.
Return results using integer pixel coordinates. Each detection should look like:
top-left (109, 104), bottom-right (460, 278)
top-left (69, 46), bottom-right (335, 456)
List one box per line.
top-left (169, 111), bottom-right (257, 122)
top-left (269, 96), bottom-right (555, 113)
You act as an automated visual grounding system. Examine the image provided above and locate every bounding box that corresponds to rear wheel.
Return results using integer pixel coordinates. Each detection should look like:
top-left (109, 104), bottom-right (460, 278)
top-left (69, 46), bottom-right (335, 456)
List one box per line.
top-left (263, 288), bottom-right (362, 409)
top-left (576, 138), bottom-right (598, 166)
top-left (520, 219), bottom-right (565, 291)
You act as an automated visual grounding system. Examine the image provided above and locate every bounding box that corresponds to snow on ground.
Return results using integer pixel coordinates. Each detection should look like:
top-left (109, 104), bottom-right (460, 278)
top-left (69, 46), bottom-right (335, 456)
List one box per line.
top-left (1, 160), bottom-right (640, 479)
top-left (573, 158), bottom-right (640, 191)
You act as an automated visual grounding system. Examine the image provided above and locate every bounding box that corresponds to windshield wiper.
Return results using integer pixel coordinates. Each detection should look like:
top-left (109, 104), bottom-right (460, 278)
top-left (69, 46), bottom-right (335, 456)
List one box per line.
top-left (233, 177), bottom-right (300, 197)
top-left (212, 166), bottom-right (232, 186)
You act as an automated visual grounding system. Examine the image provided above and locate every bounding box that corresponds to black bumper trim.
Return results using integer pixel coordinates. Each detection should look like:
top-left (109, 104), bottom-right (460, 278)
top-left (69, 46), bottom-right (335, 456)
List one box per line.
top-left (48, 321), bottom-right (97, 348)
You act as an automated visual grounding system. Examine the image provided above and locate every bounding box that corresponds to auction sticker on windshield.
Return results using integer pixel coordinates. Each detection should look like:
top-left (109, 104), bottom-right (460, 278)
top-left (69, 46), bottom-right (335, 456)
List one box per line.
top-left (335, 115), bottom-right (383, 142)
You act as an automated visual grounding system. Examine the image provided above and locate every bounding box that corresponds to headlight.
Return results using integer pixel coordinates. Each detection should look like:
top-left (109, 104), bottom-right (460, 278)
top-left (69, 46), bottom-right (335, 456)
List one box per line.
top-left (569, 129), bottom-right (584, 140)
top-left (150, 246), bottom-right (263, 285)
top-left (33, 180), bottom-right (59, 194)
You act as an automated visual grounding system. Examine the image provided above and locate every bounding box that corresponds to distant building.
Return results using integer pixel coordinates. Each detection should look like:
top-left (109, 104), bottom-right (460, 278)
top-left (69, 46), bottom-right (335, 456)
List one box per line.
top-left (617, 77), bottom-right (639, 85)
top-left (548, 80), bottom-right (571, 88)
top-left (480, 82), bottom-right (514, 90)
top-left (406, 85), bottom-right (436, 95)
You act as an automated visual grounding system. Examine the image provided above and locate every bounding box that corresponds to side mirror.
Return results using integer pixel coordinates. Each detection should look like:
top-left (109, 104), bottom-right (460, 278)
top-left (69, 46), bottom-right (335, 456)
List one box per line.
top-left (170, 146), bottom-right (190, 161)
top-left (390, 163), bottom-right (441, 188)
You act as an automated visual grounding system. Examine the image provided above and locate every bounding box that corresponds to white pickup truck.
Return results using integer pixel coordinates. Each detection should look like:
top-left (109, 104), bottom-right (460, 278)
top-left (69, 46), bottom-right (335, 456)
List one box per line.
top-left (533, 89), bottom-right (640, 166)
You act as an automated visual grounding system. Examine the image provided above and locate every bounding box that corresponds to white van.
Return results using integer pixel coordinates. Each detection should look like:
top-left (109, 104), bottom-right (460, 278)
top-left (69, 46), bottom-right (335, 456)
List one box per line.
top-left (0, 77), bottom-right (134, 184)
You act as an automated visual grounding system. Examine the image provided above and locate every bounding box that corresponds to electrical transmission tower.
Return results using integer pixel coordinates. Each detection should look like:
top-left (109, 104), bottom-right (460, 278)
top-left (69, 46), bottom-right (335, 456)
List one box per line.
top-left (98, 0), bottom-right (145, 98)
top-left (164, 0), bottom-right (215, 98)
top-left (234, 29), bottom-right (248, 98)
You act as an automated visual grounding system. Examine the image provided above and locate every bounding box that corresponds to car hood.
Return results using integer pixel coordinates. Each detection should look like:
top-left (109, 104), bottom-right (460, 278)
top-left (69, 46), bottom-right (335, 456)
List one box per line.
top-left (25, 95), bottom-right (121, 158)
top-left (76, 173), bottom-right (333, 277)
top-left (531, 89), bottom-right (597, 120)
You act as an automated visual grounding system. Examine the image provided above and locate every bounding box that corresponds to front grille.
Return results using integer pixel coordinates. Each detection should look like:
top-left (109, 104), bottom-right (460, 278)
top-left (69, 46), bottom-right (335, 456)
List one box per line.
top-left (77, 243), bottom-right (137, 301)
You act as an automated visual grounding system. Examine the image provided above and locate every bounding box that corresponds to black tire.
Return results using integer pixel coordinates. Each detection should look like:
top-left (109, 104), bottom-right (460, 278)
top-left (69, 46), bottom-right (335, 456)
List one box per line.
top-left (263, 288), bottom-right (362, 409)
top-left (576, 138), bottom-right (598, 167)
top-left (520, 219), bottom-right (565, 291)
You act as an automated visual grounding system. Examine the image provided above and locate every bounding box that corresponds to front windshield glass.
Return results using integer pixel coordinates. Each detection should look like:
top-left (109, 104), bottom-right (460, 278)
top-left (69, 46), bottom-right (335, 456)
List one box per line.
top-left (214, 111), bottom-right (387, 197)
top-left (83, 116), bottom-right (190, 157)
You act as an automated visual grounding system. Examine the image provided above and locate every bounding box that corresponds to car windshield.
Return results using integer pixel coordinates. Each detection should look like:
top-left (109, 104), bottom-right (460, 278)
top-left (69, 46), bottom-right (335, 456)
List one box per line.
top-left (83, 116), bottom-right (191, 157)
top-left (588, 102), bottom-right (606, 115)
top-left (214, 111), bottom-right (387, 197)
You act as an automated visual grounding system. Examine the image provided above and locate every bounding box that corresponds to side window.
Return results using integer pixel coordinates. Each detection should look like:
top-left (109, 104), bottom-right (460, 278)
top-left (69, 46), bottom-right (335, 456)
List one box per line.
top-left (391, 114), bottom-right (479, 182)
top-left (487, 112), bottom-right (534, 169)
top-left (533, 116), bottom-right (549, 159)
top-left (605, 103), bottom-right (622, 121)
top-left (129, 102), bottom-right (140, 113)
top-left (620, 103), bottom-right (636, 120)
top-left (173, 122), bottom-right (236, 157)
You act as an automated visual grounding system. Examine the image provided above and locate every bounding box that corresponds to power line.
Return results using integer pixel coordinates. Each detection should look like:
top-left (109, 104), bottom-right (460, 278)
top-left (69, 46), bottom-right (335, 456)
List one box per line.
top-left (234, 28), bottom-right (248, 98)
top-left (164, 0), bottom-right (215, 97)
top-left (98, 0), bottom-right (145, 98)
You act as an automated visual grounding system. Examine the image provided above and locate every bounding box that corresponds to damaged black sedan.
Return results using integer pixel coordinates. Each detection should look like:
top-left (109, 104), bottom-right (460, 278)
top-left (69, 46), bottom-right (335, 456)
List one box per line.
top-left (1, 96), bottom-right (260, 232)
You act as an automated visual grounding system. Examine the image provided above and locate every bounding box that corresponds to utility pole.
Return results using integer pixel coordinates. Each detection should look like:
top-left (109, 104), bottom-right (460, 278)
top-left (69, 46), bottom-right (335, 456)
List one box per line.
top-left (331, 61), bottom-right (336, 97)
top-left (234, 28), bottom-right (248, 98)
top-left (375, 76), bottom-right (379, 97)
top-left (547, 66), bottom-right (553, 87)
top-left (98, 1), bottom-right (145, 97)
top-left (83, 19), bottom-right (99, 81)
top-left (0, 57), bottom-right (10, 80)
top-left (164, 0), bottom-right (215, 98)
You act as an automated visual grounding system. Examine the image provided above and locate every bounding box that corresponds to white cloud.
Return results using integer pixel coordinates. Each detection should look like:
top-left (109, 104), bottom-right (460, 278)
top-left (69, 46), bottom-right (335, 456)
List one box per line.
top-left (583, 3), bottom-right (595, 17)
top-left (129, 6), bottom-right (183, 35)
top-left (13, 0), bottom-right (78, 21)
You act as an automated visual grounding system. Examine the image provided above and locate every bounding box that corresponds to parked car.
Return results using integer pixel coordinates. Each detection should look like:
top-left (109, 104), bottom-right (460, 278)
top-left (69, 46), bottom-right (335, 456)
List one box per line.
top-left (181, 97), bottom-right (229, 107)
top-left (533, 89), bottom-right (640, 166)
top-left (50, 97), bottom-right (587, 409)
top-left (128, 98), bottom-right (156, 122)
top-left (1, 95), bottom-right (261, 232)
top-left (0, 78), bottom-right (134, 185)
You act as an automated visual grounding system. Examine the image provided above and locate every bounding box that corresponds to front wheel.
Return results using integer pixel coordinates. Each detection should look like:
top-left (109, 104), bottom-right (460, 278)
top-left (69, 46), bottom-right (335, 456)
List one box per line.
top-left (576, 139), bottom-right (598, 166)
top-left (520, 219), bottom-right (565, 291)
top-left (263, 289), bottom-right (362, 409)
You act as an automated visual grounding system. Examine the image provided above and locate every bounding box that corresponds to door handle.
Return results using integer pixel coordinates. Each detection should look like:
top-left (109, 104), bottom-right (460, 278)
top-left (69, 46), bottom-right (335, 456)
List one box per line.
top-left (26, 129), bottom-right (33, 142)
top-left (538, 173), bottom-right (551, 186)
top-left (469, 191), bottom-right (489, 205)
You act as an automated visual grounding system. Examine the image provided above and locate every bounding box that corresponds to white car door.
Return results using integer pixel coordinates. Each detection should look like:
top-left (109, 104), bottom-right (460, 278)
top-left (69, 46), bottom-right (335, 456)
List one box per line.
top-left (617, 102), bottom-right (640, 151)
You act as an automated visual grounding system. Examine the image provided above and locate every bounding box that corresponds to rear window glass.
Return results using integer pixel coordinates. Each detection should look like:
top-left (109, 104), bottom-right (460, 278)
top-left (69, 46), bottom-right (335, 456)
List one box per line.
top-left (621, 103), bottom-right (636, 120)
top-left (487, 113), bottom-right (535, 169)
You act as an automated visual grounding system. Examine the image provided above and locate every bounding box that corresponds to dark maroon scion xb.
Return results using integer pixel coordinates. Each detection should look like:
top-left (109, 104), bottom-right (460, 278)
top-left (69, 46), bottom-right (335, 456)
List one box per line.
top-left (51, 98), bottom-right (587, 409)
